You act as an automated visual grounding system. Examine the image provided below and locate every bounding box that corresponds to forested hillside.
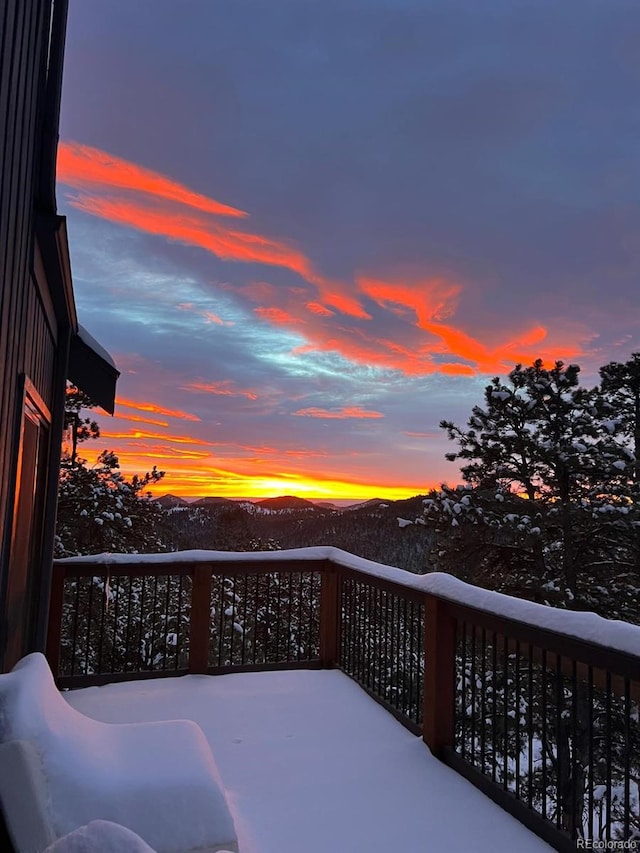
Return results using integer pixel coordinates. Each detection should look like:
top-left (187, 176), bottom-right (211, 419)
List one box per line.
top-left (158, 494), bottom-right (433, 573)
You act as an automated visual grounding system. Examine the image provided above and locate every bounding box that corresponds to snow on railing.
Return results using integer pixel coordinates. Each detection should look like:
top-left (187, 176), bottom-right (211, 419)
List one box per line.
top-left (56, 546), bottom-right (640, 658)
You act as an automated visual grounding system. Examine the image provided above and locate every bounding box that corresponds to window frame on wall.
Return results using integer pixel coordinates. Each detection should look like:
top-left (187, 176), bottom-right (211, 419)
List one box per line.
top-left (3, 375), bottom-right (51, 669)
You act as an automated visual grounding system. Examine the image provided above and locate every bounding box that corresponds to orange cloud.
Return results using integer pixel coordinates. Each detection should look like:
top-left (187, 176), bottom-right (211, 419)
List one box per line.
top-left (421, 323), bottom-right (491, 365)
top-left (60, 143), bottom-right (591, 380)
top-left (101, 429), bottom-right (214, 446)
top-left (202, 310), bottom-right (225, 325)
top-left (69, 193), bottom-right (315, 279)
top-left (292, 308), bottom-right (587, 378)
top-left (117, 398), bottom-right (201, 422)
top-left (359, 276), bottom-right (461, 326)
top-left (284, 448), bottom-right (329, 458)
top-left (112, 448), bottom-right (212, 461)
top-left (437, 362), bottom-right (476, 376)
top-left (58, 142), bottom-right (325, 288)
top-left (421, 321), bottom-right (585, 375)
top-left (177, 303), bottom-right (233, 326)
top-left (321, 290), bottom-right (372, 320)
top-left (293, 406), bottom-right (384, 419)
top-left (58, 141), bottom-right (247, 218)
top-left (291, 328), bottom-right (436, 376)
top-left (254, 306), bottom-right (304, 325)
top-left (114, 413), bottom-right (170, 427)
top-left (59, 142), bottom-right (374, 321)
top-left (181, 380), bottom-right (258, 400)
top-left (305, 302), bottom-right (335, 317)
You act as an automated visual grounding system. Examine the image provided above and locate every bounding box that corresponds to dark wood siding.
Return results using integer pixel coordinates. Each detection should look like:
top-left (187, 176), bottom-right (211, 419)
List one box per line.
top-left (0, 0), bottom-right (59, 667)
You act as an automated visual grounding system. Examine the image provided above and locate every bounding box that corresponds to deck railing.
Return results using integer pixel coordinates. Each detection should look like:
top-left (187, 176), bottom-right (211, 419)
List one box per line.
top-left (47, 548), bottom-right (640, 852)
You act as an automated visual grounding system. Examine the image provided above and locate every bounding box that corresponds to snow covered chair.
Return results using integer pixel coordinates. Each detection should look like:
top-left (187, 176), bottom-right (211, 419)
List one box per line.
top-left (0, 653), bottom-right (238, 853)
top-left (0, 739), bottom-right (56, 852)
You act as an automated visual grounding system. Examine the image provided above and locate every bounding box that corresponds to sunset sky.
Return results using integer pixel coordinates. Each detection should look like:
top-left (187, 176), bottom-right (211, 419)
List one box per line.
top-left (58, 0), bottom-right (640, 501)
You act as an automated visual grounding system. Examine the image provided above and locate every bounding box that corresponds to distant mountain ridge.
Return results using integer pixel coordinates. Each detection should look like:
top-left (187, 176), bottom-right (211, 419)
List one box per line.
top-left (156, 492), bottom-right (432, 573)
top-left (255, 495), bottom-right (318, 511)
top-left (158, 494), bottom-right (396, 511)
top-left (156, 494), bottom-right (189, 508)
top-left (191, 496), bottom-right (235, 508)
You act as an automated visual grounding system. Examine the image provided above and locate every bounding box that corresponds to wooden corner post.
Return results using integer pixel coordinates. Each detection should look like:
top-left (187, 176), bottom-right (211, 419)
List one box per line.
top-left (319, 563), bottom-right (341, 668)
top-left (423, 594), bottom-right (456, 756)
top-left (189, 563), bottom-right (212, 674)
top-left (45, 563), bottom-right (65, 679)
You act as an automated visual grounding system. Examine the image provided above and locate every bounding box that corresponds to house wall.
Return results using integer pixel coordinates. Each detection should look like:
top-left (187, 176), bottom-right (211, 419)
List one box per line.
top-left (0, 0), bottom-right (64, 670)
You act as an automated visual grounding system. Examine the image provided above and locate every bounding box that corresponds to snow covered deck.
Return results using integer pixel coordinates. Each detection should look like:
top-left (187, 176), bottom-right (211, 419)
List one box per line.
top-left (65, 668), bottom-right (552, 853)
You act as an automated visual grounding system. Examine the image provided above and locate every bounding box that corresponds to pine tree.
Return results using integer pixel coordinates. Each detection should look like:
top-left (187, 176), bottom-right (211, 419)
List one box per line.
top-left (63, 385), bottom-right (100, 463)
top-left (422, 359), bottom-right (639, 618)
top-left (598, 352), bottom-right (640, 576)
top-left (55, 388), bottom-right (168, 556)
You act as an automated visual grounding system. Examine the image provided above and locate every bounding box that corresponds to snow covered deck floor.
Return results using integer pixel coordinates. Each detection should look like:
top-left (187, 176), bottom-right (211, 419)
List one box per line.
top-left (65, 669), bottom-right (553, 853)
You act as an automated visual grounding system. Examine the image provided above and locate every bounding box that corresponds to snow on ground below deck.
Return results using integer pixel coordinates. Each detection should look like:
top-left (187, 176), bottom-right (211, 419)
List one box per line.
top-left (65, 669), bottom-right (552, 853)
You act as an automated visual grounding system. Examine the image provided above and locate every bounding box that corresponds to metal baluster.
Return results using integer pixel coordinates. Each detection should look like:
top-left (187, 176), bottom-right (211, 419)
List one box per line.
top-left (527, 643), bottom-right (534, 810)
top-left (623, 678), bottom-right (631, 840)
top-left (401, 597), bottom-right (409, 715)
top-left (308, 572), bottom-right (315, 659)
top-left (111, 575), bottom-right (120, 673)
top-left (162, 575), bottom-right (171, 671)
top-left (460, 621), bottom-right (467, 760)
top-left (297, 572), bottom-right (304, 661)
top-left (70, 575), bottom-right (81, 676)
top-left (556, 653), bottom-right (563, 830)
top-left (229, 574), bottom-right (236, 665)
top-left (480, 627), bottom-right (487, 776)
top-left (381, 589), bottom-right (388, 702)
top-left (514, 641), bottom-right (521, 800)
top-left (85, 578), bottom-right (95, 675)
top-left (605, 670), bottom-right (612, 842)
top-left (503, 634), bottom-right (509, 789)
top-left (417, 603), bottom-right (424, 726)
top-left (588, 668), bottom-right (594, 841)
top-left (273, 573), bottom-right (281, 662)
top-left (242, 573), bottom-right (249, 665)
top-left (149, 574), bottom-right (159, 670)
top-left (541, 649), bottom-right (548, 821)
top-left (389, 592), bottom-right (395, 705)
top-left (408, 599), bottom-right (416, 723)
top-left (96, 575), bottom-right (107, 674)
top-left (124, 575), bottom-right (133, 671)
top-left (470, 625), bottom-right (477, 767)
top-left (374, 587), bottom-right (381, 697)
top-left (217, 573), bottom-right (226, 666)
top-left (570, 659), bottom-right (578, 840)
top-left (491, 631), bottom-right (498, 783)
top-left (176, 573), bottom-right (184, 670)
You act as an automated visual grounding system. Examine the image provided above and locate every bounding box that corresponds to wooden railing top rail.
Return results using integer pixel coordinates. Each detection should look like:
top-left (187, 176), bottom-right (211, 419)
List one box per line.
top-left (54, 546), bottom-right (640, 665)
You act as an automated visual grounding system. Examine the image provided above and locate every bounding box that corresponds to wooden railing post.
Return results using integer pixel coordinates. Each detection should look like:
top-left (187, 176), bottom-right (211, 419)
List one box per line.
top-left (423, 594), bottom-right (456, 756)
top-left (189, 563), bottom-right (212, 674)
top-left (46, 563), bottom-right (65, 679)
top-left (319, 563), bottom-right (341, 668)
